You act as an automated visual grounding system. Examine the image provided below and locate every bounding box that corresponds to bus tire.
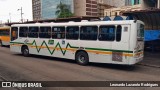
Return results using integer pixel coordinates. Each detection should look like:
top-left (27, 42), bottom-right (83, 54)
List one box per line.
top-left (76, 51), bottom-right (89, 65)
top-left (22, 46), bottom-right (29, 57)
top-left (0, 40), bottom-right (3, 47)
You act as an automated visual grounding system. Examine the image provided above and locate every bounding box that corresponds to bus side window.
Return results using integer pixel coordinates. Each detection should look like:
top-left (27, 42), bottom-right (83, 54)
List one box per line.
top-left (99, 26), bottom-right (115, 41)
top-left (80, 26), bottom-right (98, 40)
top-left (19, 27), bottom-right (28, 37)
top-left (116, 25), bottom-right (122, 42)
top-left (11, 27), bottom-right (18, 41)
top-left (39, 27), bottom-right (51, 38)
top-left (66, 26), bottom-right (79, 40)
top-left (28, 27), bottom-right (39, 38)
top-left (52, 27), bottom-right (65, 39)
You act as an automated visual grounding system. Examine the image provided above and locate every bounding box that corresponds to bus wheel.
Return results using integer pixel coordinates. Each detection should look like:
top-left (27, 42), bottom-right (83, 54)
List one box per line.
top-left (76, 51), bottom-right (89, 65)
top-left (22, 46), bottom-right (29, 57)
top-left (0, 40), bottom-right (3, 47)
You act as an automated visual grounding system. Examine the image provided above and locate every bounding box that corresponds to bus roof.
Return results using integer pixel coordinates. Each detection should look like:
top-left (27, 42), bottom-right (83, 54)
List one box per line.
top-left (11, 20), bottom-right (144, 27)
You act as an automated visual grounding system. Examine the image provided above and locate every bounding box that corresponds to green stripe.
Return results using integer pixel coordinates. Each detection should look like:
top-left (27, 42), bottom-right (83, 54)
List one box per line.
top-left (30, 40), bottom-right (78, 55)
top-left (11, 40), bottom-right (133, 55)
top-left (138, 50), bottom-right (143, 52)
top-left (10, 42), bottom-right (24, 44)
top-left (85, 47), bottom-right (133, 53)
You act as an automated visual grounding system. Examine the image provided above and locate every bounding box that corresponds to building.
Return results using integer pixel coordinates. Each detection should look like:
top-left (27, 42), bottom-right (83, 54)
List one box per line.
top-left (32, 0), bottom-right (74, 20)
top-left (97, 3), bottom-right (114, 18)
top-left (74, 0), bottom-right (98, 17)
top-left (32, 0), bottom-right (114, 20)
top-left (32, 0), bottom-right (100, 20)
top-left (32, 0), bottom-right (41, 20)
top-left (41, 0), bottom-right (74, 19)
top-left (74, 0), bottom-right (114, 17)
top-left (103, 0), bottom-right (126, 7)
top-left (104, 0), bottom-right (160, 17)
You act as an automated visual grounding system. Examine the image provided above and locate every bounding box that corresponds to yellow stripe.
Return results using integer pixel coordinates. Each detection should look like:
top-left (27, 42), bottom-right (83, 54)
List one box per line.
top-left (134, 51), bottom-right (143, 56)
top-left (123, 53), bottom-right (134, 57)
top-left (10, 44), bottom-right (135, 57)
top-left (10, 44), bottom-right (22, 46)
top-left (86, 50), bottom-right (112, 55)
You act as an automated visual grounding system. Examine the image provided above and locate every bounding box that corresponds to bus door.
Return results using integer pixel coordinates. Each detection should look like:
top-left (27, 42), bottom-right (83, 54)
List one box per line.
top-left (112, 25), bottom-right (130, 63)
top-left (11, 27), bottom-right (18, 41)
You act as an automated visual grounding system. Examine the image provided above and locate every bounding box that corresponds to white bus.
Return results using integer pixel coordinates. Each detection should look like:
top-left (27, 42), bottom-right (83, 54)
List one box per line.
top-left (10, 20), bottom-right (144, 65)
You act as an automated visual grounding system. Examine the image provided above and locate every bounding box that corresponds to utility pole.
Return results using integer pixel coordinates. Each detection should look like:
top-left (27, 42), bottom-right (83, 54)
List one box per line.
top-left (9, 13), bottom-right (11, 23)
top-left (17, 7), bottom-right (24, 23)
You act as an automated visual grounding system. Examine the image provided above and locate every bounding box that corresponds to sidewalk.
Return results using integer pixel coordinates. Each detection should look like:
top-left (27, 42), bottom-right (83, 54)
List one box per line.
top-left (139, 51), bottom-right (160, 68)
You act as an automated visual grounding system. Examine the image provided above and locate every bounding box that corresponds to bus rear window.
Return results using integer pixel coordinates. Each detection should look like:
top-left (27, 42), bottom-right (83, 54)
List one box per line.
top-left (137, 24), bottom-right (144, 38)
top-left (137, 24), bottom-right (144, 40)
top-left (0, 30), bottom-right (9, 36)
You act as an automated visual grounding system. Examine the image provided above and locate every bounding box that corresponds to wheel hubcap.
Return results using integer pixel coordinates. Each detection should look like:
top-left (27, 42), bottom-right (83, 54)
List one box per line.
top-left (78, 55), bottom-right (85, 63)
top-left (24, 49), bottom-right (28, 55)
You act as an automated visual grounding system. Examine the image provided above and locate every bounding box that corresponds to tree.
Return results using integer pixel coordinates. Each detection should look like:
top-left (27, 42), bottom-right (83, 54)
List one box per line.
top-left (55, 1), bottom-right (73, 18)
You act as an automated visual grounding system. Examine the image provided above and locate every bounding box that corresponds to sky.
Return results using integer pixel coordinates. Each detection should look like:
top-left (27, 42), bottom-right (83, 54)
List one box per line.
top-left (0, 0), bottom-right (32, 23)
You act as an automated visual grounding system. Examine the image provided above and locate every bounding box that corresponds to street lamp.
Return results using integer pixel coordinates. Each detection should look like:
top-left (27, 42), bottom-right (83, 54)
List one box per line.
top-left (17, 7), bottom-right (24, 23)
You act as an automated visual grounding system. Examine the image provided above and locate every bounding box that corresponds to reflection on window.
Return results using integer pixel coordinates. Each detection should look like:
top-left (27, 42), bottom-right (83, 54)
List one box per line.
top-left (11, 27), bottom-right (18, 41)
top-left (66, 26), bottom-right (79, 40)
top-left (52, 27), bottom-right (65, 39)
top-left (28, 27), bottom-right (39, 38)
top-left (99, 26), bottom-right (115, 41)
top-left (80, 26), bottom-right (98, 40)
top-left (19, 27), bottom-right (28, 37)
top-left (39, 27), bottom-right (51, 38)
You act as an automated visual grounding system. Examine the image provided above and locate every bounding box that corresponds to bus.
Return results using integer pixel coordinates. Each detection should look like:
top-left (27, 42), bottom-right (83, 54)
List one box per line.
top-left (0, 26), bottom-right (10, 47)
top-left (10, 20), bottom-right (144, 65)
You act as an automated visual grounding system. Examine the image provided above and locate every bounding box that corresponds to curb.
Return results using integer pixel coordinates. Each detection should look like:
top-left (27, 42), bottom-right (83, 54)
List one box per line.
top-left (138, 63), bottom-right (160, 68)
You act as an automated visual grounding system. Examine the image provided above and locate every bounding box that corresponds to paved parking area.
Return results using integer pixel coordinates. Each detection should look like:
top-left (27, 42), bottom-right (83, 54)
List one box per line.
top-left (140, 51), bottom-right (160, 68)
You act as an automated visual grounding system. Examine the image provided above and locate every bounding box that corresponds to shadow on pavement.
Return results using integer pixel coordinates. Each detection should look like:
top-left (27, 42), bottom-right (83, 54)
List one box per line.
top-left (14, 54), bottom-right (137, 71)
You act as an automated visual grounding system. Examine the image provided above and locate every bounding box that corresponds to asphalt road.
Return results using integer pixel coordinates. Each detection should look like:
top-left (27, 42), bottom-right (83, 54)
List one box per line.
top-left (0, 47), bottom-right (160, 90)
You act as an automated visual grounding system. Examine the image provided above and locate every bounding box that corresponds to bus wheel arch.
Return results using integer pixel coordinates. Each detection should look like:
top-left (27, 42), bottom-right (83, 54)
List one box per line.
top-left (21, 45), bottom-right (29, 57)
top-left (75, 50), bottom-right (89, 65)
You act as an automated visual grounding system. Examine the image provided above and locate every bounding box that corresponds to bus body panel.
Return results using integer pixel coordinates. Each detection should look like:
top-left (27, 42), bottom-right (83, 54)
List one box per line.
top-left (10, 20), bottom-right (144, 65)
